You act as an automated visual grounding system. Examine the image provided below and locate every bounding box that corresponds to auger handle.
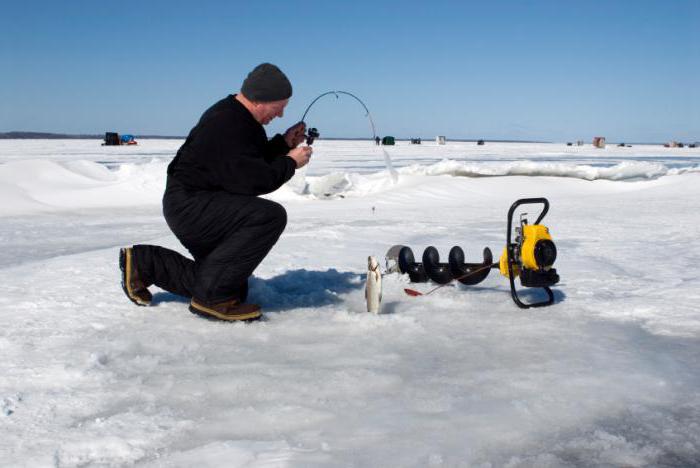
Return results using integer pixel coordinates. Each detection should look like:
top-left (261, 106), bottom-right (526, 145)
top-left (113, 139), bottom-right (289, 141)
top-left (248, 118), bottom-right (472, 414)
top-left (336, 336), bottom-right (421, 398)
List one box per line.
top-left (506, 198), bottom-right (553, 309)
top-left (507, 198), bottom-right (549, 234)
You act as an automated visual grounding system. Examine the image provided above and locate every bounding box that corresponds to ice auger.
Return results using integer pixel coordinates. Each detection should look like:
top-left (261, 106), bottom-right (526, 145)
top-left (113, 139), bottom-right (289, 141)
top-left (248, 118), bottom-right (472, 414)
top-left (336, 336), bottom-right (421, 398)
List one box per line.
top-left (390, 198), bottom-right (560, 308)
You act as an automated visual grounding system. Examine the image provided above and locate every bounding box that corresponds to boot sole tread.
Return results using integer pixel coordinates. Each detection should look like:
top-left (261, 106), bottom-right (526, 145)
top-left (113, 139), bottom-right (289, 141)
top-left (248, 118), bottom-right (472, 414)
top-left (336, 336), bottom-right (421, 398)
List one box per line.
top-left (120, 248), bottom-right (150, 307)
top-left (188, 303), bottom-right (262, 322)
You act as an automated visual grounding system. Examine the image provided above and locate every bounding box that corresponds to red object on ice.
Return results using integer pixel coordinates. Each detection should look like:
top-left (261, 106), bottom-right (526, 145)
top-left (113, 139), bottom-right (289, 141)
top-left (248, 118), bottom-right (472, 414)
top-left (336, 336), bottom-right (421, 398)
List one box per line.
top-left (404, 288), bottom-right (423, 297)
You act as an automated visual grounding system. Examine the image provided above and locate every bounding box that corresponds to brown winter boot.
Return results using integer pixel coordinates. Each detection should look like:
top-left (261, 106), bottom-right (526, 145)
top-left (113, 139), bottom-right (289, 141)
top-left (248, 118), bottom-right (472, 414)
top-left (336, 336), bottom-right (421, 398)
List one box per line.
top-left (189, 298), bottom-right (262, 322)
top-left (119, 247), bottom-right (153, 306)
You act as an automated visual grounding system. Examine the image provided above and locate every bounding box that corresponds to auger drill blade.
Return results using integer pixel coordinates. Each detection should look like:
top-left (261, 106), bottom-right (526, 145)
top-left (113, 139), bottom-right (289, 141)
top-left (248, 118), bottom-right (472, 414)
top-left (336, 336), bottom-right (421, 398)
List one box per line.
top-left (398, 246), bottom-right (428, 283)
top-left (422, 246), bottom-right (454, 284)
top-left (448, 246), bottom-right (493, 285)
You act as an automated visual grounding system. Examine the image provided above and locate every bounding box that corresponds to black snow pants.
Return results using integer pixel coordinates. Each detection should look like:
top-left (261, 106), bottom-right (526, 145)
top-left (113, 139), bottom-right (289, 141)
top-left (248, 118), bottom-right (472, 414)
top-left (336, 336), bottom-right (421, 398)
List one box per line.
top-left (132, 176), bottom-right (287, 303)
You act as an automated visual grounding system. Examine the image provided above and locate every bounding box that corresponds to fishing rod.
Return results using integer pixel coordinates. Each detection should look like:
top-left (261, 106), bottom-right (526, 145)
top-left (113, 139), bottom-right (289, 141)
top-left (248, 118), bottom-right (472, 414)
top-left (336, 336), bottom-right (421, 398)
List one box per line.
top-left (300, 90), bottom-right (378, 144)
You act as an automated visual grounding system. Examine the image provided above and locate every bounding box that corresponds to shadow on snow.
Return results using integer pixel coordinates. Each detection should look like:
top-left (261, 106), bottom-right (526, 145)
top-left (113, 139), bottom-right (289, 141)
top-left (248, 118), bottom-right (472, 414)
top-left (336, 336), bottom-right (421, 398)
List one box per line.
top-left (249, 268), bottom-right (362, 312)
top-left (150, 268), bottom-right (363, 312)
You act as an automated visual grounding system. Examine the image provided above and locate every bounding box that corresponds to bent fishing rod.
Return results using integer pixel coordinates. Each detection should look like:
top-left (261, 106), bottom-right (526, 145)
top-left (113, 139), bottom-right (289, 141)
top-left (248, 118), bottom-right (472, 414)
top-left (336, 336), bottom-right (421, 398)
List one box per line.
top-left (300, 90), bottom-right (378, 145)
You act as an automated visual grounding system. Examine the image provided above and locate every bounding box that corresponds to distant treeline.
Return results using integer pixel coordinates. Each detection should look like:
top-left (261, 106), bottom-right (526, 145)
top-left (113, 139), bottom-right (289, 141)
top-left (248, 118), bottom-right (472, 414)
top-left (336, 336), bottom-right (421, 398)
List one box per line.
top-left (1, 131), bottom-right (545, 143)
top-left (0, 132), bottom-right (184, 140)
top-left (2, 132), bottom-right (685, 145)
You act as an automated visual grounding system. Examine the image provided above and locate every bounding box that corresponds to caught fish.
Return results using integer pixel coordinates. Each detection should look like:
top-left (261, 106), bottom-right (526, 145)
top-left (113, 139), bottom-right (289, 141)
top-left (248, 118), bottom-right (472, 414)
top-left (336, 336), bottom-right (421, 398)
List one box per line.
top-left (365, 256), bottom-right (382, 314)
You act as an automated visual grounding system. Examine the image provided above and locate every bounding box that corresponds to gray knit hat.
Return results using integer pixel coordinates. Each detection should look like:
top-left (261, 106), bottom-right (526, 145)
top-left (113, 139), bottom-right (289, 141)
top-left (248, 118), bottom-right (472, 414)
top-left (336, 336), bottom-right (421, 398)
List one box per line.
top-left (241, 63), bottom-right (292, 102)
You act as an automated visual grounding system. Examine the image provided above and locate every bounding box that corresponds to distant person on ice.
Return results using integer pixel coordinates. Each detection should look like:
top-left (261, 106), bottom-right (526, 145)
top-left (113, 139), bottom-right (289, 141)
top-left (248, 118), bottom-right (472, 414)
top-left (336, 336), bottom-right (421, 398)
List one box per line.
top-left (120, 63), bottom-right (311, 321)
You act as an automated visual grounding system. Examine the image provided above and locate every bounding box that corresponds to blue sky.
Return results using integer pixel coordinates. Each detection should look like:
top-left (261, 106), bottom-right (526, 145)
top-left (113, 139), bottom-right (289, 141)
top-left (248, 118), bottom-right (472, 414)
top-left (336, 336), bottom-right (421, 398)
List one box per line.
top-left (1, 0), bottom-right (698, 142)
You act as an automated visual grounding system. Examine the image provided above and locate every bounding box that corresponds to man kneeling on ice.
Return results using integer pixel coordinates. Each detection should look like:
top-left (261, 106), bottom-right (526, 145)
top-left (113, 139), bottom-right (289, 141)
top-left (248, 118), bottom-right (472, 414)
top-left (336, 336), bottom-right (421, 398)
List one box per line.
top-left (120, 63), bottom-right (312, 321)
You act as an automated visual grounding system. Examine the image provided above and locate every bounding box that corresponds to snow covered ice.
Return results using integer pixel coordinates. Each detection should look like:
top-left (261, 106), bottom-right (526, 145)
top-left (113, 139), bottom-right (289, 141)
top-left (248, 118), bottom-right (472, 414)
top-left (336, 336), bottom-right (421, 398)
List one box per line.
top-left (1, 139), bottom-right (700, 467)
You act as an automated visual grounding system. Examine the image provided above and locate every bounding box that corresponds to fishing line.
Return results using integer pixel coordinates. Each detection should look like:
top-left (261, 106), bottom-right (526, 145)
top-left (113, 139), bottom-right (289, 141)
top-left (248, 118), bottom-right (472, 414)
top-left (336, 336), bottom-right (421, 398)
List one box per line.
top-left (300, 90), bottom-right (398, 183)
top-left (404, 263), bottom-right (498, 297)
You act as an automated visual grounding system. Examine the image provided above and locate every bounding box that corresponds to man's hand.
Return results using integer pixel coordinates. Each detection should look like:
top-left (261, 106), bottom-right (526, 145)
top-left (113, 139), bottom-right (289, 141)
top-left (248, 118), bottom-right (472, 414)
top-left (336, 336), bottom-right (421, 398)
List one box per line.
top-left (284, 121), bottom-right (306, 148)
top-left (288, 146), bottom-right (312, 169)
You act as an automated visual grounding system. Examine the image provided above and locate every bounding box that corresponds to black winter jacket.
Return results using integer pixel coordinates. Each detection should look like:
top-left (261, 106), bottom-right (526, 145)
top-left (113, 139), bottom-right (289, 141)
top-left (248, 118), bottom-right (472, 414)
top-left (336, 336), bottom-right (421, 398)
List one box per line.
top-left (167, 95), bottom-right (296, 195)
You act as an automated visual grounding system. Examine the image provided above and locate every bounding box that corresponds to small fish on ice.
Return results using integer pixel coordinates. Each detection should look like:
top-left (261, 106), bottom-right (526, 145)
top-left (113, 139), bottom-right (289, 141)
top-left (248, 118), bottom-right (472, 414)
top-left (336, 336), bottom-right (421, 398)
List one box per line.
top-left (365, 255), bottom-right (382, 314)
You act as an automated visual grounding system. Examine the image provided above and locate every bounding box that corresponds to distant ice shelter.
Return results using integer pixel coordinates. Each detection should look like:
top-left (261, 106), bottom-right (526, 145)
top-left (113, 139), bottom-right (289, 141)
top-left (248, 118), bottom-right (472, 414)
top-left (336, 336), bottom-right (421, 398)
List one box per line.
top-left (120, 134), bottom-right (137, 145)
top-left (103, 132), bottom-right (120, 146)
top-left (102, 132), bottom-right (138, 146)
top-left (592, 136), bottom-right (606, 148)
top-left (381, 136), bottom-right (395, 145)
top-left (436, 136), bottom-right (446, 145)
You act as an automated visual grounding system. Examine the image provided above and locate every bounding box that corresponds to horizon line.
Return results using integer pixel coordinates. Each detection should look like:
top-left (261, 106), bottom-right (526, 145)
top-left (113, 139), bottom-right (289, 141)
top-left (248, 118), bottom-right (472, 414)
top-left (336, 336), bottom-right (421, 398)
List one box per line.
top-left (1, 131), bottom-right (697, 147)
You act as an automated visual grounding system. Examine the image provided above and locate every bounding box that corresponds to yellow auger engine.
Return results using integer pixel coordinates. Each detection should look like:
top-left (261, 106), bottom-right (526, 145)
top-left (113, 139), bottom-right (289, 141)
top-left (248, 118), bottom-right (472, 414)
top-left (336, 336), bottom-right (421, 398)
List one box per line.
top-left (395, 197), bottom-right (560, 308)
top-left (499, 198), bottom-right (559, 308)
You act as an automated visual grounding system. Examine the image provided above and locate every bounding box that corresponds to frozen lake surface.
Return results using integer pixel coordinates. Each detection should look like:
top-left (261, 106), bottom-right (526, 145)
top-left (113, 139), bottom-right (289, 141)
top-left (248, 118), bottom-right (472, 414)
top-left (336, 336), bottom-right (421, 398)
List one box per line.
top-left (1, 139), bottom-right (699, 467)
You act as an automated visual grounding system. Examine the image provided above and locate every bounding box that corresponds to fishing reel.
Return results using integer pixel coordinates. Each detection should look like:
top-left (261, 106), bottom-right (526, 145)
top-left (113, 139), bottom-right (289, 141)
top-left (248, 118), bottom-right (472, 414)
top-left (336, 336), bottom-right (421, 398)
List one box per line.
top-left (499, 198), bottom-right (559, 308)
top-left (305, 127), bottom-right (320, 145)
